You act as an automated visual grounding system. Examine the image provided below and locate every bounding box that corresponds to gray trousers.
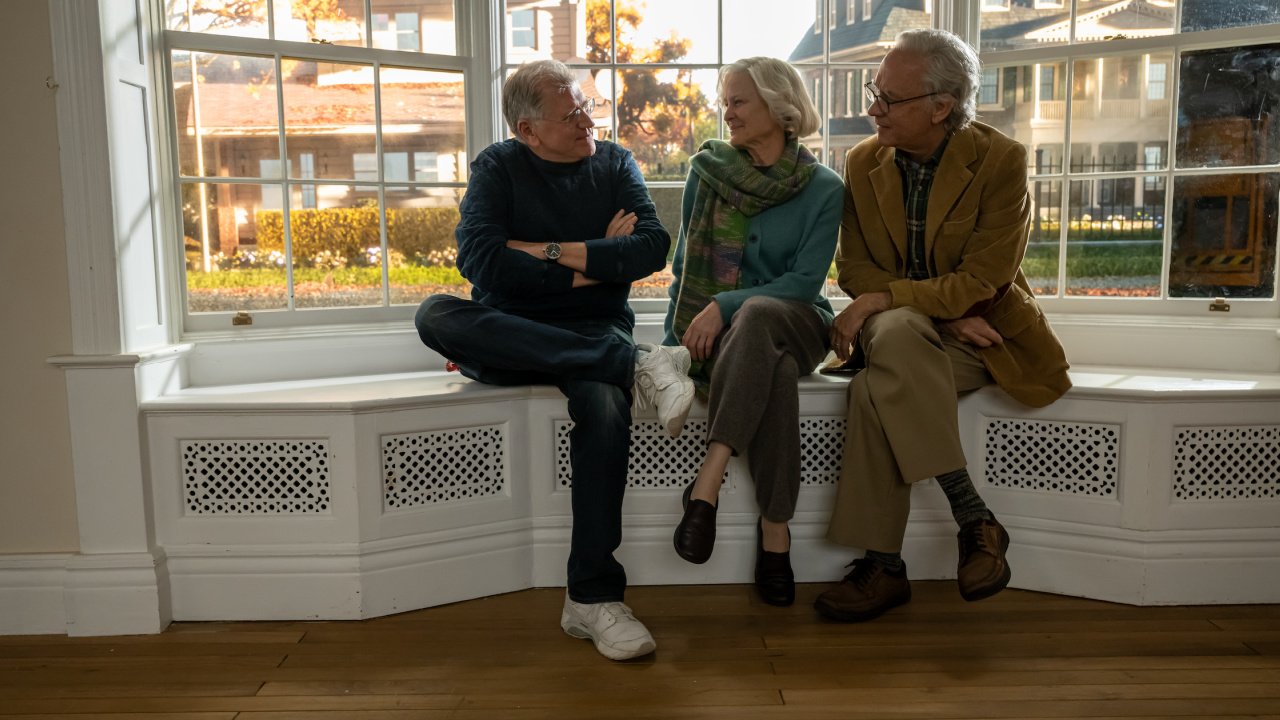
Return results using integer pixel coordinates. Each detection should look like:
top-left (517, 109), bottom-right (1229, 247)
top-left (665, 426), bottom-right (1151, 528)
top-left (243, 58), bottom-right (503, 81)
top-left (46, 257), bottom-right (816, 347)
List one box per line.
top-left (706, 296), bottom-right (830, 523)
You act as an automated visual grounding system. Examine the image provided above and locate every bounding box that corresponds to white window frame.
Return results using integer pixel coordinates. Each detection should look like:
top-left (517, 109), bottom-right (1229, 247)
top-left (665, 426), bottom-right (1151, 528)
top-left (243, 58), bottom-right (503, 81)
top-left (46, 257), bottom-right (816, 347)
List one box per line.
top-left (978, 4), bottom-right (1280, 320)
top-left (160, 0), bottom-right (492, 335)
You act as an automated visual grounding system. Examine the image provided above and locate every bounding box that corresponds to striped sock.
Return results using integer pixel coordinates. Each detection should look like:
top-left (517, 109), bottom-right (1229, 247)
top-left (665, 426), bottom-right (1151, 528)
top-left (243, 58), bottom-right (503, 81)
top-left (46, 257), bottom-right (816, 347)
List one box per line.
top-left (864, 549), bottom-right (904, 573)
top-left (936, 467), bottom-right (990, 528)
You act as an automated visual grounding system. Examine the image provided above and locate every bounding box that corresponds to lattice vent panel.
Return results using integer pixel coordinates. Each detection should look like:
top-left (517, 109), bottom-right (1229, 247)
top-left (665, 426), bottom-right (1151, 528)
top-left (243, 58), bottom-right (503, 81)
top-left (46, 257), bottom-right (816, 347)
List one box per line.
top-left (984, 419), bottom-right (1119, 497)
top-left (1173, 425), bottom-right (1280, 501)
top-left (182, 439), bottom-right (331, 514)
top-left (799, 417), bottom-right (845, 485)
top-left (556, 417), bottom-right (845, 489)
top-left (383, 426), bottom-right (506, 510)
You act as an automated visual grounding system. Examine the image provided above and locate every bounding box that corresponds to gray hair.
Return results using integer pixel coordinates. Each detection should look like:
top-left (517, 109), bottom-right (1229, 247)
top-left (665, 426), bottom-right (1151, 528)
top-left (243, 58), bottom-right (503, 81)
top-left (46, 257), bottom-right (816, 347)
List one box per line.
top-left (503, 59), bottom-right (578, 142)
top-left (892, 29), bottom-right (981, 133)
top-left (717, 57), bottom-right (821, 138)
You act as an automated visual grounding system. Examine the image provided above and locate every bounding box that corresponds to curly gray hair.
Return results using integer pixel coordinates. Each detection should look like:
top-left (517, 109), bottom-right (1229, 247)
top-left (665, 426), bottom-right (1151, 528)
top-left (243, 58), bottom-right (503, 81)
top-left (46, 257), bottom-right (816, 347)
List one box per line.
top-left (892, 29), bottom-right (982, 133)
top-left (503, 59), bottom-right (578, 142)
top-left (717, 57), bottom-right (821, 138)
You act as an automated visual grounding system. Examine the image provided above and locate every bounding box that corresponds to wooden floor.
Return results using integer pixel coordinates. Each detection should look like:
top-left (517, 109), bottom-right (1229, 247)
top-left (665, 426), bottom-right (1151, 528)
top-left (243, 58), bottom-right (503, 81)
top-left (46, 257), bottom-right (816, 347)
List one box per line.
top-left (2, 582), bottom-right (1279, 719)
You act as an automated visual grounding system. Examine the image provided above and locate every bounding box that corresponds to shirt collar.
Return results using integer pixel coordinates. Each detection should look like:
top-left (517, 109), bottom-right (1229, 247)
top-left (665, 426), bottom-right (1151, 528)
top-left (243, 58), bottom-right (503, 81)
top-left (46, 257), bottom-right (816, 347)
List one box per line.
top-left (894, 135), bottom-right (951, 173)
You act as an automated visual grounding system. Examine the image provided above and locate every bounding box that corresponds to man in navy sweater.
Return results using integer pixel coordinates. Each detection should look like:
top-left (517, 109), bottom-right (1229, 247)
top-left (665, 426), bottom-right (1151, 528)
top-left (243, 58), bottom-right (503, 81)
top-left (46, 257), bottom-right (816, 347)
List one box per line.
top-left (415, 59), bottom-right (693, 661)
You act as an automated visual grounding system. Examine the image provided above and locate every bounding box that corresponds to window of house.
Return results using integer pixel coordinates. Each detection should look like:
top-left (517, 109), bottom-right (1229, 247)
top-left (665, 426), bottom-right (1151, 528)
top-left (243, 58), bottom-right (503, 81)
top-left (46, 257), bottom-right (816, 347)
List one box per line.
top-left (167, 1), bottom-right (470, 330)
top-left (864, 0), bottom-right (873, 21)
top-left (979, 1), bottom-right (1280, 310)
top-left (848, 0), bottom-right (858, 24)
top-left (980, 68), bottom-right (1000, 105)
top-left (510, 9), bottom-right (536, 49)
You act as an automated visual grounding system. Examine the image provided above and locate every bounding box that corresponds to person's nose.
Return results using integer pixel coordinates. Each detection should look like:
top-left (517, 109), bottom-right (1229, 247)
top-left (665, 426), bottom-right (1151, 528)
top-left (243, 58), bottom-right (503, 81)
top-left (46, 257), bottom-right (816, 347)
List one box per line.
top-left (868, 99), bottom-right (886, 118)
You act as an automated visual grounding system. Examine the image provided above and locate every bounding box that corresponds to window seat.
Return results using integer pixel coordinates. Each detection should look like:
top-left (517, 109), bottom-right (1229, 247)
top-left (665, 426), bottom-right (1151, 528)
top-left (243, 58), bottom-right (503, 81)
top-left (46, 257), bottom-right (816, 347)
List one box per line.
top-left (138, 364), bottom-right (1280, 622)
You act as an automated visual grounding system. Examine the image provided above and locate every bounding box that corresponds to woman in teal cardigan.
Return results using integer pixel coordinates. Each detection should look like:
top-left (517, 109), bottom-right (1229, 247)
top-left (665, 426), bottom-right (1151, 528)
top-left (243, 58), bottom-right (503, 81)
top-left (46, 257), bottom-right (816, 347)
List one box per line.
top-left (664, 57), bottom-right (843, 606)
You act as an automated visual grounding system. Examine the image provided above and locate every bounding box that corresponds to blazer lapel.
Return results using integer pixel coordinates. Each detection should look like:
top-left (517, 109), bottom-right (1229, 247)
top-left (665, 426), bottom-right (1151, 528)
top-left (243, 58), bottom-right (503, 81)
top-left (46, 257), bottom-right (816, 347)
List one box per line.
top-left (869, 146), bottom-right (908, 261)
top-left (925, 129), bottom-right (977, 257)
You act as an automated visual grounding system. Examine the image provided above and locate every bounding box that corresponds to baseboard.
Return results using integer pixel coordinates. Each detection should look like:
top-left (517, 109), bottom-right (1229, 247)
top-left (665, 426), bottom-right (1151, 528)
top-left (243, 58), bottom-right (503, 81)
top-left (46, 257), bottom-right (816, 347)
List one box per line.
top-left (0, 554), bottom-right (73, 635)
top-left (63, 552), bottom-right (170, 636)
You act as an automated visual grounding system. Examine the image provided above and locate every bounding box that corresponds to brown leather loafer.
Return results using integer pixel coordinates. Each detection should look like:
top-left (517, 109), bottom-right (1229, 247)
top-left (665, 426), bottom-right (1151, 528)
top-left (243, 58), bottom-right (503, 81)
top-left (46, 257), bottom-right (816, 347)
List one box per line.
top-left (673, 481), bottom-right (715, 564)
top-left (813, 557), bottom-right (910, 622)
top-left (957, 513), bottom-right (1011, 602)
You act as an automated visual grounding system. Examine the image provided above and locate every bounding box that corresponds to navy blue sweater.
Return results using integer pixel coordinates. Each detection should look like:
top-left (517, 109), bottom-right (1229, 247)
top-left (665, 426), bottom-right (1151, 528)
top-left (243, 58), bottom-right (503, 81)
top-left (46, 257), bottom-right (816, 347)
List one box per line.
top-left (454, 139), bottom-right (671, 334)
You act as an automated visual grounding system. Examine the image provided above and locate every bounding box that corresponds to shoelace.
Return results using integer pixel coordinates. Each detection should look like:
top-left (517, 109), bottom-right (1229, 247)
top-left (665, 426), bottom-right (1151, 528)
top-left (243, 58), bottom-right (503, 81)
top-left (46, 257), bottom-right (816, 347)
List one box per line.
top-left (843, 558), bottom-right (882, 591)
top-left (594, 601), bottom-right (636, 629)
top-left (959, 521), bottom-right (992, 559)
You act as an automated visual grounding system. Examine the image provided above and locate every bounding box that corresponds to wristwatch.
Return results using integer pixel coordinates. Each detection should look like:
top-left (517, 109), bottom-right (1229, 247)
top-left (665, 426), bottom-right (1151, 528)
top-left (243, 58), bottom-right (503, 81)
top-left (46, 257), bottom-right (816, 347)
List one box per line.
top-left (543, 242), bottom-right (562, 261)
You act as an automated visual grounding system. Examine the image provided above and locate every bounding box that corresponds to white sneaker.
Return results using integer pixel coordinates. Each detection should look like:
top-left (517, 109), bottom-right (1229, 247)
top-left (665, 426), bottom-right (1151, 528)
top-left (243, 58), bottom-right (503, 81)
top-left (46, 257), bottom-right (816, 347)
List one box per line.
top-left (634, 343), bottom-right (695, 438)
top-left (560, 596), bottom-right (657, 661)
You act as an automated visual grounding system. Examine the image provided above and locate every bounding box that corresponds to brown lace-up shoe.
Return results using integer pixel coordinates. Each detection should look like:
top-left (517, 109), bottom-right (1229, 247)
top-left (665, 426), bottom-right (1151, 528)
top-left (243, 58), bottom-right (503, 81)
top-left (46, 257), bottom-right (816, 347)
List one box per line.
top-left (813, 558), bottom-right (911, 622)
top-left (957, 513), bottom-right (1011, 602)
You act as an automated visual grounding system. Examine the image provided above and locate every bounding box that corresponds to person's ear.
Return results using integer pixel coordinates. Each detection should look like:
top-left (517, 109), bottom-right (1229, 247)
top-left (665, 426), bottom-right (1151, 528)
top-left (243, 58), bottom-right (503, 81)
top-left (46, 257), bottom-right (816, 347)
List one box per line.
top-left (517, 118), bottom-right (539, 147)
top-left (930, 96), bottom-right (954, 127)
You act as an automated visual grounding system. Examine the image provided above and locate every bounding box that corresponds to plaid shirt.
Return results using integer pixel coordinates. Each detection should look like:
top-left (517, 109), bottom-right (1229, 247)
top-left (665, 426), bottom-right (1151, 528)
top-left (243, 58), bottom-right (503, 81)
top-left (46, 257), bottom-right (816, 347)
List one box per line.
top-left (893, 137), bottom-right (950, 281)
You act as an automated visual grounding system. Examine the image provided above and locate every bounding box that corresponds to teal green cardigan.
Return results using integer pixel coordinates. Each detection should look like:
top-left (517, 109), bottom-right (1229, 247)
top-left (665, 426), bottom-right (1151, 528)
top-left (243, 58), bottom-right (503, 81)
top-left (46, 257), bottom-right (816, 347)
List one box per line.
top-left (662, 163), bottom-right (844, 346)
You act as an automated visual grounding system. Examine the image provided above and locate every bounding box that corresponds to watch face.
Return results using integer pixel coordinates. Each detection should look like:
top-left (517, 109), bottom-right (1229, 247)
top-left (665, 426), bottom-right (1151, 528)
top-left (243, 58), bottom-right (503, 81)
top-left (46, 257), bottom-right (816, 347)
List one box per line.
top-left (544, 243), bottom-right (562, 260)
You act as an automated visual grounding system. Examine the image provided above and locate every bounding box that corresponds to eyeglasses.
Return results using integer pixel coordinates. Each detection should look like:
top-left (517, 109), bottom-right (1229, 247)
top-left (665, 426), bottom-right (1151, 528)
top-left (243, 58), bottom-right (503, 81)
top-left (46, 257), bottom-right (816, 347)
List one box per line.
top-left (544, 97), bottom-right (596, 125)
top-left (863, 82), bottom-right (937, 113)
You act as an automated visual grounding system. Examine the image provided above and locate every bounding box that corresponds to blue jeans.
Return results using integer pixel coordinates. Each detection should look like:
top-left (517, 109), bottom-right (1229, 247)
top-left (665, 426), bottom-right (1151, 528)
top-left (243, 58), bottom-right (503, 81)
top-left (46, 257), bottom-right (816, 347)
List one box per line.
top-left (415, 294), bottom-right (636, 603)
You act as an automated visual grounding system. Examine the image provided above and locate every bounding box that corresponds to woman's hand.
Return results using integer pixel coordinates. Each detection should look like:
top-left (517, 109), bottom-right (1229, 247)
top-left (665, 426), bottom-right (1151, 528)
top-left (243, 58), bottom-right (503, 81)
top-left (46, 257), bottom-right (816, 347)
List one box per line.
top-left (605, 209), bottom-right (637, 238)
top-left (829, 292), bottom-right (891, 361)
top-left (936, 316), bottom-right (1003, 347)
top-left (682, 301), bottom-right (724, 362)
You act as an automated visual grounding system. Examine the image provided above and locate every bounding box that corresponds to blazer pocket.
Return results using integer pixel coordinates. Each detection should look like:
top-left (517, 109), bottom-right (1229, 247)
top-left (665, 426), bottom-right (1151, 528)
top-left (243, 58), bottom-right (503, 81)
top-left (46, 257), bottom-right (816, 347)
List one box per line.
top-left (985, 285), bottom-right (1040, 339)
top-left (939, 208), bottom-right (979, 240)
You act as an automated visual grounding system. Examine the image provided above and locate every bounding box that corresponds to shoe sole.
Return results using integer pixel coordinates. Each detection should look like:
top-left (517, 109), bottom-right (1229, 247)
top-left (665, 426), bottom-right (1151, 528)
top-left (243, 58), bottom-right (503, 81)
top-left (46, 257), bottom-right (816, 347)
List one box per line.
top-left (560, 613), bottom-right (656, 661)
top-left (813, 587), bottom-right (911, 623)
top-left (959, 529), bottom-right (1012, 602)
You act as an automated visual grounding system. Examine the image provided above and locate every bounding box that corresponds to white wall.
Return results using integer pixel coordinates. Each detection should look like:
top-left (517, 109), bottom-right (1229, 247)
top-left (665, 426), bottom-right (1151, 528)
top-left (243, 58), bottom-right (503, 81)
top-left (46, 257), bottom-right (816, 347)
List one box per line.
top-left (0, 0), bottom-right (81, 554)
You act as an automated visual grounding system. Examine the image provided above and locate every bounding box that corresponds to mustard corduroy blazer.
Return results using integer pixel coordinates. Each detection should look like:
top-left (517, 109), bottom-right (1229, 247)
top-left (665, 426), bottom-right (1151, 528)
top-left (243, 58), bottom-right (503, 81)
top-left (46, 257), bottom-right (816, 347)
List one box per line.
top-left (836, 121), bottom-right (1071, 408)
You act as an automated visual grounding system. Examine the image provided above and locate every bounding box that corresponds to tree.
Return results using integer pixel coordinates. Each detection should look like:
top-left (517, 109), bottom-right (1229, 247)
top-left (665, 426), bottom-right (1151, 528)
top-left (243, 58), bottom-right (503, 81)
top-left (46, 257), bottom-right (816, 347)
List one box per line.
top-left (585, 0), bottom-right (714, 179)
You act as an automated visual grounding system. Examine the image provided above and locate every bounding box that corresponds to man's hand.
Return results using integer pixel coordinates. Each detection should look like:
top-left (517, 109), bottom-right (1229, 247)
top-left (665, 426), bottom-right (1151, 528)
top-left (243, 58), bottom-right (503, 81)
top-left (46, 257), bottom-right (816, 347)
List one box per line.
top-left (829, 291), bottom-right (892, 362)
top-left (605, 209), bottom-right (637, 238)
top-left (936, 316), bottom-right (1004, 347)
top-left (682, 300), bottom-right (724, 362)
top-left (506, 239), bottom-right (548, 260)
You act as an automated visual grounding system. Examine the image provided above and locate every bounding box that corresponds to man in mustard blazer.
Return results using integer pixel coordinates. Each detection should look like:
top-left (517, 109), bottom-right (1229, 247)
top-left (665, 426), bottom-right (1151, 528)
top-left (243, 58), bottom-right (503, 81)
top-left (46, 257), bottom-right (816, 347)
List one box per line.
top-left (815, 29), bottom-right (1071, 623)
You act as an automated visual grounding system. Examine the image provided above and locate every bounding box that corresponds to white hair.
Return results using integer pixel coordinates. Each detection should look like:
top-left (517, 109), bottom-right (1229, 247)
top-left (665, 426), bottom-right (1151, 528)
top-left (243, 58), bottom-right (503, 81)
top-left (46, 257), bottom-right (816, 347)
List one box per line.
top-left (717, 57), bottom-right (821, 138)
top-left (503, 59), bottom-right (578, 142)
top-left (892, 29), bottom-right (982, 133)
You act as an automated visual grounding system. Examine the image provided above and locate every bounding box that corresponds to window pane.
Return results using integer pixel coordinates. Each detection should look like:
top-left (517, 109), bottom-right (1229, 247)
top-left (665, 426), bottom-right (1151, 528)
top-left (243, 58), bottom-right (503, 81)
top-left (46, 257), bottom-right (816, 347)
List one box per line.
top-left (287, 189), bottom-right (385, 309)
top-left (618, 0), bottom-right (717, 64)
top-left (183, 181), bottom-right (289, 313)
top-left (825, 68), bottom-right (875, 177)
top-left (615, 68), bottom-right (718, 180)
top-left (1181, 0), bottom-right (1280, 32)
top-left (166, 0), bottom-right (268, 37)
top-left (282, 60), bottom-right (376, 181)
top-left (1169, 172), bottom-right (1278, 299)
top-left (1070, 54), bottom-right (1172, 172)
top-left (1065, 179), bottom-right (1164, 297)
top-left (276, 0), bottom-right (365, 46)
top-left (385, 188), bottom-right (467, 305)
top-left (1176, 44), bottom-right (1280, 169)
top-left (172, 51), bottom-right (280, 179)
top-left (980, 1), bottom-right (1066, 53)
top-left (1023, 179), bottom-right (1063, 296)
top-left (981, 65), bottom-right (1063, 176)
top-left (380, 68), bottom-right (468, 183)
top-left (1073, 0), bottom-right (1172, 43)
top-left (505, 0), bottom-right (612, 63)
top-left (371, 2), bottom-right (455, 54)
top-left (728, 0), bottom-right (822, 64)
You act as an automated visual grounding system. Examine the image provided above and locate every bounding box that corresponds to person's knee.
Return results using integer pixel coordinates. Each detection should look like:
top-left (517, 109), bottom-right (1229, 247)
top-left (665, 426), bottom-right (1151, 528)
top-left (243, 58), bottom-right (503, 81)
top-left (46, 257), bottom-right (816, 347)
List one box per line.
top-left (415, 294), bottom-right (465, 345)
top-left (567, 381), bottom-right (632, 432)
top-left (723, 296), bottom-right (788, 347)
top-left (864, 307), bottom-right (933, 355)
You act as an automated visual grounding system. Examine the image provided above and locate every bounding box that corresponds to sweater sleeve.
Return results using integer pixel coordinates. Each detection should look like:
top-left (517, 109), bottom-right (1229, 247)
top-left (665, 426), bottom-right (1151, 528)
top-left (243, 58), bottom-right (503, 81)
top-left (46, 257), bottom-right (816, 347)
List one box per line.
top-left (581, 148), bottom-right (671, 283)
top-left (712, 173), bottom-right (843, 324)
top-left (453, 153), bottom-right (576, 298)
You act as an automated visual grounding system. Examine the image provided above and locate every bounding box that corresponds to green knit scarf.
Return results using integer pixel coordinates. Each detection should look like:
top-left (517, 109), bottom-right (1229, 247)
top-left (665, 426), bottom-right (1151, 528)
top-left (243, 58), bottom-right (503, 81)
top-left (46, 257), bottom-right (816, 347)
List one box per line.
top-left (673, 135), bottom-right (817, 385)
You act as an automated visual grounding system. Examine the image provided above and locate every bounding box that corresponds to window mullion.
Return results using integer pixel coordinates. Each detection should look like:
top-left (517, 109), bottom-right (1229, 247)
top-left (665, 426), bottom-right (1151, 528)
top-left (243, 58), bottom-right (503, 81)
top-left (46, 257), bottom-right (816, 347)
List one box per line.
top-left (1057, 56), bottom-right (1074, 299)
top-left (274, 52), bottom-right (296, 312)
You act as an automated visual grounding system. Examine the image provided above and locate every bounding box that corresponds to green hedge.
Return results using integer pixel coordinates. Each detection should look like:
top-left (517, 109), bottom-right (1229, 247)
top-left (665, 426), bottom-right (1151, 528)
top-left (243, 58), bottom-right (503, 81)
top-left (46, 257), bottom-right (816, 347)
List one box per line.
top-left (256, 207), bottom-right (460, 262)
top-left (188, 265), bottom-right (466, 289)
top-left (1022, 243), bottom-right (1162, 278)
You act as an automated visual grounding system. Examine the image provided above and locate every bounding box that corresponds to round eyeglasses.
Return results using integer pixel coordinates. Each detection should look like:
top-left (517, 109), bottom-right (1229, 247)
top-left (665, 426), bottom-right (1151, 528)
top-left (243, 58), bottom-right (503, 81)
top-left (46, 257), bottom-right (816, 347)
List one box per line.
top-left (545, 97), bottom-right (596, 125)
top-left (863, 82), bottom-right (937, 113)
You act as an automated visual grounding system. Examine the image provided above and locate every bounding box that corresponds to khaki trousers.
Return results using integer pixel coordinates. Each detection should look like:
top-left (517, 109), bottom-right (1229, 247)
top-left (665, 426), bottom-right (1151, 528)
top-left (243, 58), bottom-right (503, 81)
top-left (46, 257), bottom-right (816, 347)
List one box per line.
top-left (826, 307), bottom-right (993, 553)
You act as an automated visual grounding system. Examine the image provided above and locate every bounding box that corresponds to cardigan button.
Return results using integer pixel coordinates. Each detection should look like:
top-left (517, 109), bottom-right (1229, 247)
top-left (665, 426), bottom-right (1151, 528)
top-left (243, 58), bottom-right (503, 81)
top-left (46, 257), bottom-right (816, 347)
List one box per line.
top-left (749, 235), bottom-right (758, 243)
top-left (752, 278), bottom-right (761, 286)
